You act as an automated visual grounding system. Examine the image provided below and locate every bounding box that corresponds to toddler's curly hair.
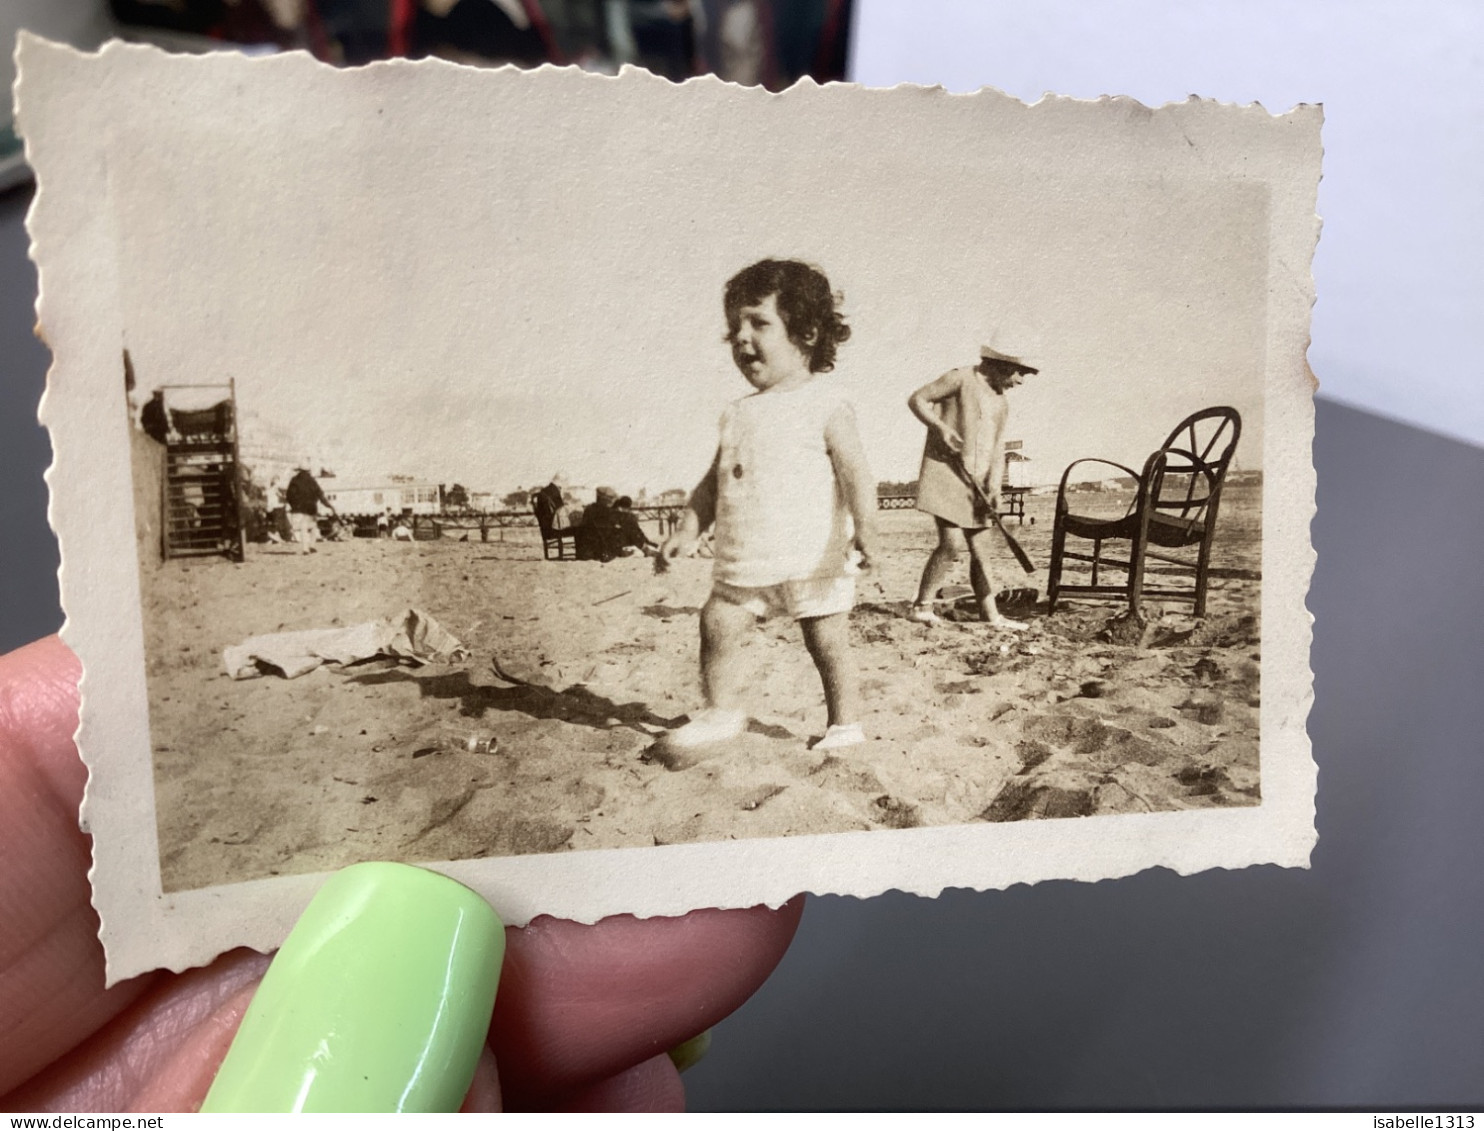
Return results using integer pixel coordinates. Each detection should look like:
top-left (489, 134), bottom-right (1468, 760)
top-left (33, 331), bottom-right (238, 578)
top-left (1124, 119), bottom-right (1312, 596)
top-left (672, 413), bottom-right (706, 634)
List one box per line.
top-left (724, 258), bottom-right (851, 373)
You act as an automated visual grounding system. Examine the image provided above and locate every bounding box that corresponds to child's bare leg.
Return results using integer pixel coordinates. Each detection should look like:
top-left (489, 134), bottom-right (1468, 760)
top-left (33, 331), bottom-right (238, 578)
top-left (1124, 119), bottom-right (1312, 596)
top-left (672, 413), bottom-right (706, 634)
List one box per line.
top-left (969, 553), bottom-right (991, 611)
top-left (800, 612), bottom-right (859, 728)
top-left (913, 520), bottom-right (963, 611)
top-left (966, 527), bottom-right (1026, 630)
top-left (653, 593), bottom-right (753, 755)
top-left (700, 592), bottom-right (756, 713)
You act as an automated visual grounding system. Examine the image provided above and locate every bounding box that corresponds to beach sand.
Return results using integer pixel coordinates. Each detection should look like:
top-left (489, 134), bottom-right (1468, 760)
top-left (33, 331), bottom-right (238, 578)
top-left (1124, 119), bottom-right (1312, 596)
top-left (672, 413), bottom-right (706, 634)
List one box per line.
top-left (142, 486), bottom-right (1263, 893)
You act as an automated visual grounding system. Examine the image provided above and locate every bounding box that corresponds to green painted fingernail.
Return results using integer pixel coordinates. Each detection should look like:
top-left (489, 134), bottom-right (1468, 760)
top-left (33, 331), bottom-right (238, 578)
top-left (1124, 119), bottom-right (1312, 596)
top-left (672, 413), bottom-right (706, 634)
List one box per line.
top-left (201, 862), bottom-right (504, 1113)
top-left (667, 1029), bottom-right (712, 1073)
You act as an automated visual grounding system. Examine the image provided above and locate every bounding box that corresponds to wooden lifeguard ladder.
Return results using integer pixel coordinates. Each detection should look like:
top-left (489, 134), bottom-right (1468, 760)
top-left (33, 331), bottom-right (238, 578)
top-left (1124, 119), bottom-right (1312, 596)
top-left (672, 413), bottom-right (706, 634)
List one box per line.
top-left (160, 381), bottom-right (246, 562)
top-left (1001, 440), bottom-right (1032, 523)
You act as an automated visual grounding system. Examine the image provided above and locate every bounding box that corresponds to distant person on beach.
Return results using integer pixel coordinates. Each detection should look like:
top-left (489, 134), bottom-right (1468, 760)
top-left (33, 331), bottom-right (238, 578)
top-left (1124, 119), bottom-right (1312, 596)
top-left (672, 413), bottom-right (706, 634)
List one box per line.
top-left (285, 466), bottom-right (336, 554)
top-left (577, 486), bottom-right (620, 562)
top-left (265, 473), bottom-right (292, 542)
top-left (534, 475), bottom-right (581, 531)
top-left (578, 488), bottom-right (657, 561)
top-left (139, 390), bottom-right (170, 444)
top-left (614, 496), bottom-right (658, 557)
top-left (908, 339), bottom-right (1038, 629)
top-left (657, 258), bottom-right (879, 753)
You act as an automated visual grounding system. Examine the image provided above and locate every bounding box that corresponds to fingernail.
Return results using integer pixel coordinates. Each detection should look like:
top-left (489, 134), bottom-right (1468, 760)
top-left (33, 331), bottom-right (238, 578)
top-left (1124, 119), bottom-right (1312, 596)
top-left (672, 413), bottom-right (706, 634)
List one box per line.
top-left (201, 862), bottom-right (504, 1113)
top-left (667, 1029), bottom-right (712, 1073)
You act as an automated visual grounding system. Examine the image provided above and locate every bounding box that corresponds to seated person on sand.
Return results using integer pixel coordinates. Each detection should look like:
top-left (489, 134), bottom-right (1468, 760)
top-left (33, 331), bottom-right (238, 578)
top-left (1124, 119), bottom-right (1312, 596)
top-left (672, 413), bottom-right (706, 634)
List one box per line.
top-left (613, 496), bottom-right (658, 557)
top-left (533, 475), bottom-right (581, 532)
top-left (655, 258), bottom-right (879, 755)
top-left (576, 486), bottom-right (646, 562)
top-left (908, 337), bottom-right (1038, 630)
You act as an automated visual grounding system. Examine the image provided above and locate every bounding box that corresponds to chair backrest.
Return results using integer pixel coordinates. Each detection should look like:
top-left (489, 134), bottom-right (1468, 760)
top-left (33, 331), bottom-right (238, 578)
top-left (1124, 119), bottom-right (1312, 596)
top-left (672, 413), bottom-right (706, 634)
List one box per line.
top-left (1145, 406), bottom-right (1242, 521)
top-left (531, 495), bottom-right (556, 538)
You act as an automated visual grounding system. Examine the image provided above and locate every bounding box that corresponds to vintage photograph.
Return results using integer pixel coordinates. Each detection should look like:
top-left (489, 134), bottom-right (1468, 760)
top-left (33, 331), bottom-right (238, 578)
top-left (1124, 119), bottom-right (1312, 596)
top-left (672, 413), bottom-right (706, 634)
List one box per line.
top-left (20, 37), bottom-right (1317, 976)
top-left (118, 98), bottom-right (1265, 894)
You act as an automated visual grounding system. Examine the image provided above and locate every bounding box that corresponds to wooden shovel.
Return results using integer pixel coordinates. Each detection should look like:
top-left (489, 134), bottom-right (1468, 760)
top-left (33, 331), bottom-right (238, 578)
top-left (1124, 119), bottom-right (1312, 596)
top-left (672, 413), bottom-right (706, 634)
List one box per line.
top-left (945, 453), bottom-right (1036, 574)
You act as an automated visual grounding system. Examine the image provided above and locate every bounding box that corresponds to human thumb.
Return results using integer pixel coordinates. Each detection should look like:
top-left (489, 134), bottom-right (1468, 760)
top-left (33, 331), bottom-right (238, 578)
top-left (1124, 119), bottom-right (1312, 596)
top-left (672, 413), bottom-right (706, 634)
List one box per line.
top-left (200, 862), bottom-right (504, 1113)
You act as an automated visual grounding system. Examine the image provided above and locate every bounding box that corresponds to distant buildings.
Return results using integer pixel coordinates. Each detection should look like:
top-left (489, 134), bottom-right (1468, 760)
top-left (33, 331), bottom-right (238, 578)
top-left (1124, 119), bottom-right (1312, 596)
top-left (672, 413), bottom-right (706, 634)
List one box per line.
top-left (323, 481), bottom-right (442, 517)
top-left (233, 403), bottom-right (694, 517)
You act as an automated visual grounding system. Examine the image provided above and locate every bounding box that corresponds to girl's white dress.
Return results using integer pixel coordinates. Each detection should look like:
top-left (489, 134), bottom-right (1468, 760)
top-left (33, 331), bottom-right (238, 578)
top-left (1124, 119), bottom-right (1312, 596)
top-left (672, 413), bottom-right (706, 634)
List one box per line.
top-left (711, 375), bottom-right (855, 589)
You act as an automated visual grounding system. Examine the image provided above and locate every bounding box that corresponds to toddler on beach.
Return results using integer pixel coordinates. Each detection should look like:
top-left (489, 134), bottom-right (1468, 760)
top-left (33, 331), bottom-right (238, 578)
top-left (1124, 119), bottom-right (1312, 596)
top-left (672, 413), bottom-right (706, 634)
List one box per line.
top-left (655, 259), bottom-right (879, 753)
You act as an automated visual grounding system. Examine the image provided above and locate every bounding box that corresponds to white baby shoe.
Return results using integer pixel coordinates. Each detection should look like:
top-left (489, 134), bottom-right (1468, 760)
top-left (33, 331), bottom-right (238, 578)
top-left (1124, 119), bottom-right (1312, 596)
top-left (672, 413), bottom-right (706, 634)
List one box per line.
top-left (810, 723), bottom-right (867, 750)
top-left (658, 708), bottom-right (748, 750)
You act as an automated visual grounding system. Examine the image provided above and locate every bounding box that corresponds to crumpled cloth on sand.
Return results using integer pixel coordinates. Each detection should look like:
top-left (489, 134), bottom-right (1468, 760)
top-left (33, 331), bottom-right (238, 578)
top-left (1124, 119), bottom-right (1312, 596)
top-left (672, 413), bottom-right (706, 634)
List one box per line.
top-left (223, 607), bottom-right (469, 680)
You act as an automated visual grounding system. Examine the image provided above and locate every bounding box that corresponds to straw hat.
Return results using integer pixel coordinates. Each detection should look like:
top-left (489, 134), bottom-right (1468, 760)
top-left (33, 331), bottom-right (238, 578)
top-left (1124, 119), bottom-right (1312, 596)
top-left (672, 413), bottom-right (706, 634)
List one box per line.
top-left (979, 332), bottom-right (1040, 373)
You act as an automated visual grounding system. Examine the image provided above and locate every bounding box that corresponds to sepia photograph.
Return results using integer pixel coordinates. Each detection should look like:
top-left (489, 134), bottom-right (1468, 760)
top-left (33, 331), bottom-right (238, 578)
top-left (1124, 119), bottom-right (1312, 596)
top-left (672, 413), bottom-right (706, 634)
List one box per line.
top-left (133, 246), bottom-right (1264, 895)
top-left (19, 37), bottom-right (1317, 977)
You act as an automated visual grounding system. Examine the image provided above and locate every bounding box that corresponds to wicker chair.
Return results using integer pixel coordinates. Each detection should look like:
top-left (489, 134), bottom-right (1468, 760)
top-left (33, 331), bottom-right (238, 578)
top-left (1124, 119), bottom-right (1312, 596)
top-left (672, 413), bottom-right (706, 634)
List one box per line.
top-left (1047, 406), bottom-right (1242, 618)
top-left (531, 494), bottom-right (577, 561)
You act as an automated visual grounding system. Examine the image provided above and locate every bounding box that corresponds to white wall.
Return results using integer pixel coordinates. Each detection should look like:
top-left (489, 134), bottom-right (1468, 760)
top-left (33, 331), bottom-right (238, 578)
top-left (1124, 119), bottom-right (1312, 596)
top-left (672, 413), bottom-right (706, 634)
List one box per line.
top-left (850, 0), bottom-right (1484, 449)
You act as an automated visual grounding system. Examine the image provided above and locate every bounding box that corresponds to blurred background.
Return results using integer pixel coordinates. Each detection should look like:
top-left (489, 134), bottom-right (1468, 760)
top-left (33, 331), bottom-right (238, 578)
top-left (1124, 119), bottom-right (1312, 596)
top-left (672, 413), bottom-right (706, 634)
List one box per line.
top-left (4, 0), bottom-right (853, 118)
top-left (3, 0), bottom-right (1481, 1110)
top-left (2, 0), bottom-right (854, 194)
top-left (102, 0), bottom-right (853, 83)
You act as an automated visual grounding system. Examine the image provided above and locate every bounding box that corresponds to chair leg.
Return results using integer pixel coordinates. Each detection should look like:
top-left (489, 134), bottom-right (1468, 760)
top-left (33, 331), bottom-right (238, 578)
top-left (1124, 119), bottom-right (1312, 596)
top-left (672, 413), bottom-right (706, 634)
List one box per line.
top-left (1090, 538), bottom-right (1101, 587)
top-left (1193, 535), bottom-right (1214, 617)
top-left (1048, 517), bottom-right (1066, 611)
top-left (1127, 537), bottom-right (1147, 619)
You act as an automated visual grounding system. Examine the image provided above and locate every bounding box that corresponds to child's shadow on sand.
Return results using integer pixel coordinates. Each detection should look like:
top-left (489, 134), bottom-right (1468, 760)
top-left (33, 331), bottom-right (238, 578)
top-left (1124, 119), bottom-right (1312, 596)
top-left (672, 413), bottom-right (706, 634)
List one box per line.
top-left (349, 668), bottom-right (682, 736)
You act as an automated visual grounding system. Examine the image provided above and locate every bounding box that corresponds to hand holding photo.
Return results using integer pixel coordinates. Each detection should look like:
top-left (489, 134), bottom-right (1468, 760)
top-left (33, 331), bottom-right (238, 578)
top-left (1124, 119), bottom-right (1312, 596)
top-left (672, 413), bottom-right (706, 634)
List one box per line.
top-left (16, 35), bottom-right (1319, 981)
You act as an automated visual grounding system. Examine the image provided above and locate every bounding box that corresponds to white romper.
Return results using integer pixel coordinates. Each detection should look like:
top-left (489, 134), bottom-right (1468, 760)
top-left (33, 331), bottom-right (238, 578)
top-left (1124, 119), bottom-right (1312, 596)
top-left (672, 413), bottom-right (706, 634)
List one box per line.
top-left (710, 375), bottom-right (857, 617)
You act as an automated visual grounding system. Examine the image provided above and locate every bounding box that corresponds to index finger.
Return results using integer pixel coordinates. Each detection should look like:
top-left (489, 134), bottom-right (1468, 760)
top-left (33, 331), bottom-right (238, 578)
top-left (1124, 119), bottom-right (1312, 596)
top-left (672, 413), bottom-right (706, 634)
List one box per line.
top-left (0, 637), bottom-right (157, 1096)
top-left (491, 899), bottom-right (804, 1109)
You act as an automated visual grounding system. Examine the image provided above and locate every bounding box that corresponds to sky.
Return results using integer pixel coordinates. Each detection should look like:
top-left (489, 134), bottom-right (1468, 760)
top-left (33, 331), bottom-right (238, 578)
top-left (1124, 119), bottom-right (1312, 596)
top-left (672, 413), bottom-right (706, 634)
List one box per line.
top-left (112, 55), bottom-right (1272, 500)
